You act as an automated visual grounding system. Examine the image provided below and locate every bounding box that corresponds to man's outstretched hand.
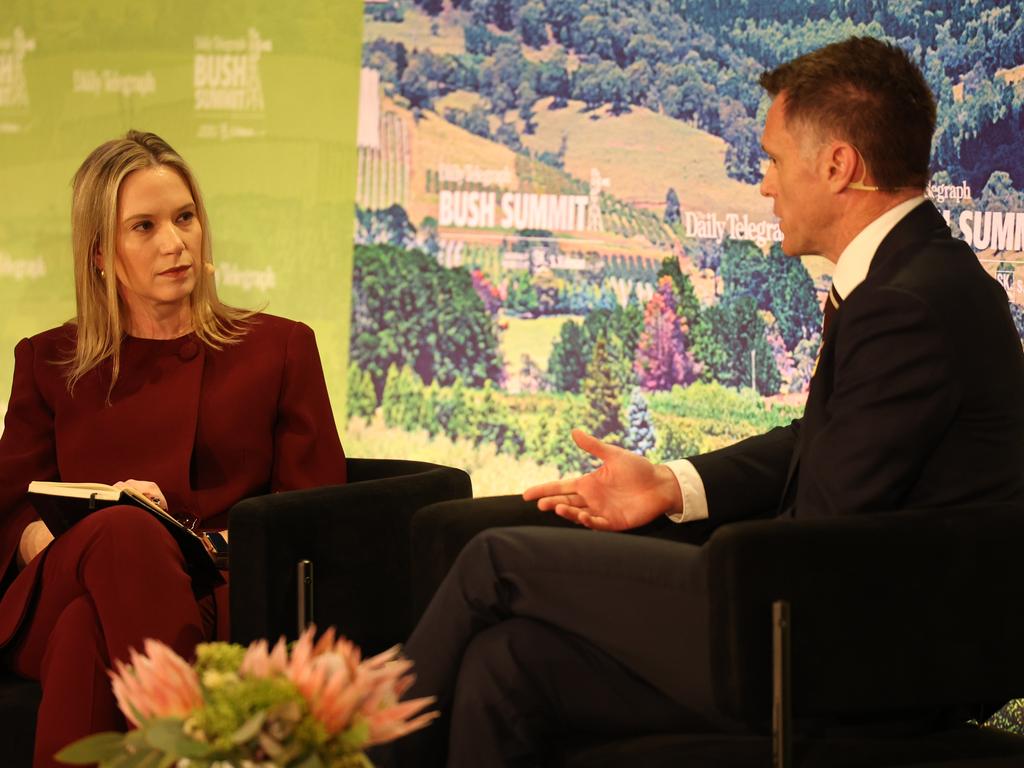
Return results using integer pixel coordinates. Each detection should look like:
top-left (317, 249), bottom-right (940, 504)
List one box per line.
top-left (522, 429), bottom-right (683, 531)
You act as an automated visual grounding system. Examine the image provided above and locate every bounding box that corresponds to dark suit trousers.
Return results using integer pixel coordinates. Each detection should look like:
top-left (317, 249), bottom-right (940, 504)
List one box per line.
top-left (4, 506), bottom-right (216, 768)
top-left (397, 526), bottom-right (725, 768)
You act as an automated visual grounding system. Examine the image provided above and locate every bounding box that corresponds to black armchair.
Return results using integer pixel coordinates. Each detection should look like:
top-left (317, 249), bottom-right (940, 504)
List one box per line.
top-left (230, 457), bottom-right (472, 652)
top-left (410, 496), bottom-right (1024, 767)
top-left (0, 457), bottom-right (471, 768)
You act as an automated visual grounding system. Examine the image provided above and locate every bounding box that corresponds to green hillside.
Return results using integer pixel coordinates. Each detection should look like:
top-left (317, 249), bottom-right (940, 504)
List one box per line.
top-left (521, 98), bottom-right (771, 220)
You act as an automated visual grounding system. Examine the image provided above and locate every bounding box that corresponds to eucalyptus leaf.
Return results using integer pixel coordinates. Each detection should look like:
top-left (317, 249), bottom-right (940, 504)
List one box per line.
top-left (144, 718), bottom-right (211, 758)
top-left (108, 747), bottom-right (162, 768)
top-left (259, 731), bottom-right (286, 758)
top-left (231, 710), bottom-right (268, 744)
top-left (55, 732), bottom-right (125, 763)
top-left (292, 752), bottom-right (325, 768)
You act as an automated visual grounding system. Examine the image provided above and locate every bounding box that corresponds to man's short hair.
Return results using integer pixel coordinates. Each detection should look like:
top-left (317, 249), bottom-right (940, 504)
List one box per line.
top-left (759, 36), bottom-right (936, 190)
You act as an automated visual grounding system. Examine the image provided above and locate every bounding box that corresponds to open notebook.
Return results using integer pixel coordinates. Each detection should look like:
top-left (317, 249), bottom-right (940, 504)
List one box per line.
top-left (27, 481), bottom-right (225, 590)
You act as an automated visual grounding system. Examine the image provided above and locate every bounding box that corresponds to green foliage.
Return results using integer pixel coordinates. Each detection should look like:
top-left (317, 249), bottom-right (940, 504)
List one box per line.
top-left (692, 296), bottom-right (782, 396)
top-left (547, 318), bottom-right (588, 393)
top-left (351, 244), bottom-right (504, 394)
top-left (656, 256), bottom-right (701, 327)
top-left (720, 238), bottom-right (768, 306)
top-left (648, 411), bottom-right (704, 464)
top-left (381, 365), bottom-right (426, 432)
top-left (347, 364), bottom-right (378, 420)
top-left (719, 240), bottom-right (818, 351)
top-left (506, 270), bottom-right (540, 315)
top-left (547, 306), bottom-right (644, 394)
top-left (195, 642), bottom-right (247, 676)
top-left (648, 381), bottom-right (798, 429)
top-left (765, 245), bottom-right (820, 349)
top-left (580, 334), bottom-right (629, 447)
top-left (664, 187), bottom-right (681, 225)
top-left (624, 387), bottom-right (657, 455)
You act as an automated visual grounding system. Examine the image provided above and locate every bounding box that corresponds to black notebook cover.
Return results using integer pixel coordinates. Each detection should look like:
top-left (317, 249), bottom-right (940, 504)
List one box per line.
top-left (27, 484), bottom-right (225, 594)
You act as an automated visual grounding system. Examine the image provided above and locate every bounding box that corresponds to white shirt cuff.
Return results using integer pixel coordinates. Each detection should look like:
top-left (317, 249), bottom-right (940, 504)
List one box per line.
top-left (663, 459), bottom-right (709, 523)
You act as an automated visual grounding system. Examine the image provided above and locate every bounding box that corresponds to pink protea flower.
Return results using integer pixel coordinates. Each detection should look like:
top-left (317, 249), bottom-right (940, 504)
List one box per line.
top-left (285, 627), bottom-right (364, 735)
top-left (285, 626), bottom-right (436, 742)
top-left (239, 636), bottom-right (289, 678)
top-left (357, 647), bottom-right (437, 746)
top-left (109, 640), bottom-right (203, 727)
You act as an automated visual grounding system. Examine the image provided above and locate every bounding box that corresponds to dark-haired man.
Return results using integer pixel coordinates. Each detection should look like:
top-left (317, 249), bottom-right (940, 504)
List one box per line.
top-left (397, 37), bottom-right (1024, 766)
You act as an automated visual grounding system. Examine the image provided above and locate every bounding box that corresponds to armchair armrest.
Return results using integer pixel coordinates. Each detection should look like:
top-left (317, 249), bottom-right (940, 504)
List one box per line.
top-left (706, 504), bottom-right (1024, 725)
top-left (229, 458), bottom-right (471, 651)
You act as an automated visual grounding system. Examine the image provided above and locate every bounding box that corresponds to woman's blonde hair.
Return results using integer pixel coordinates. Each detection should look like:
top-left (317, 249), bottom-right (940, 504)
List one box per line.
top-left (67, 130), bottom-right (255, 392)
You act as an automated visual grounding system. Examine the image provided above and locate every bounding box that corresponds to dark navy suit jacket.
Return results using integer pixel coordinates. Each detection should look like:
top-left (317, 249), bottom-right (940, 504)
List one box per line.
top-left (690, 201), bottom-right (1024, 523)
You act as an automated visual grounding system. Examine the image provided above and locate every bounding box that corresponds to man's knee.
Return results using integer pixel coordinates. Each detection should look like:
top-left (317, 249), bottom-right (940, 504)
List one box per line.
top-left (456, 618), bottom-right (554, 707)
top-left (450, 619), bottom-right (562, 763)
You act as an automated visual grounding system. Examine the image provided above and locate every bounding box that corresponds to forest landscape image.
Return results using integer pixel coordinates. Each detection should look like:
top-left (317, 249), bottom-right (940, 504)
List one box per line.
top-left (347, 0), bottom-right (1024, 493)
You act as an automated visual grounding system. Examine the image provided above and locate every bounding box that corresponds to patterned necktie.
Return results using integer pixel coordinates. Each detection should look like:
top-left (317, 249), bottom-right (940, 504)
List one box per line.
top-left (821, 283), bottom-right (843, 339)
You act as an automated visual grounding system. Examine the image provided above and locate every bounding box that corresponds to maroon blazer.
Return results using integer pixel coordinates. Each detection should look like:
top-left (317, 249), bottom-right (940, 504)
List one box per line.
top-left (0, 313), bottom-right (346, 646)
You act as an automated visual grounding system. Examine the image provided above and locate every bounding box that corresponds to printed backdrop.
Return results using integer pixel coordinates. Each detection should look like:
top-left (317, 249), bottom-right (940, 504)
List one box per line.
top-left (350, 0), bottom-right (1024, 494)
top-left (0, 0), bottom-right (363, 430)
top-left (2, 2), bottom-right (1022, 496)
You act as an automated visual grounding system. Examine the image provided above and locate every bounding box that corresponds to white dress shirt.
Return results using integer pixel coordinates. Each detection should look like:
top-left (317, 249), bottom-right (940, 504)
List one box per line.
top-left (663, 196), bottom-right (927, 523)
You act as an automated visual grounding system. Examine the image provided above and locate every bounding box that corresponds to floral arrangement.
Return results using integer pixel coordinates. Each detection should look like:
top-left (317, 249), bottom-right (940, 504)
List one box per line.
top-left (57, 626), bottom-right (436, 768)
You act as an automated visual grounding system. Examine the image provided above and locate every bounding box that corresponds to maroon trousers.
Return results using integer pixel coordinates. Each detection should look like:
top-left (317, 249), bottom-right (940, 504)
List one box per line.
top-left (4, 507), bottom-right (222, 768)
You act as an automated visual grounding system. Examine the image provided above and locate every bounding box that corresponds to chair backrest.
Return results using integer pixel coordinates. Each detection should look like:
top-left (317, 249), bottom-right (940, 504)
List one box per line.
top-left (705, 504), bottom-right (1024, 725)
top-left (230, 458), bottom-right (472, 651)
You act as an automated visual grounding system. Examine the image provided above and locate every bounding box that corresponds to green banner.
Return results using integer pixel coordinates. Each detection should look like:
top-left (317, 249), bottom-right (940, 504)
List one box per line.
top-left (0, 0), bottom-right (362, 429)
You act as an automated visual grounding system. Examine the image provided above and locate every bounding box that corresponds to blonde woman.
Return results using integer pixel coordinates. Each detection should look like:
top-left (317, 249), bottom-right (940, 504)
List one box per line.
top-left (0, 131), bottom-right (346, 767)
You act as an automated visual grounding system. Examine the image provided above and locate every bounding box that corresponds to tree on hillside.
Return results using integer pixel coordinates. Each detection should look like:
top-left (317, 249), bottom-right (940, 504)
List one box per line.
top-left (692, 296), bottom-right (780, 396)
top-left (576, 14), bottom-right (614, 59)
top-left (625, 59), bottom-right (655, 108)
top-left (765, 244), bottom-right (820, 349)
top-left (583, 304), bottom-right (644, 365)
top-left (494, 121), bottom-right (523, 151)
top-left (464, 23), bottom-right (498, 55)
top-left (573, 62), bottom-right (606, 111)
top-left (719, 96), bottom-right (762, 184)
top-left (664, 187), bottom-right (681, 225)
top-left (399, 57), bottom-right (436, 110)
top-left (624, 387), bottom-right (657, 455)
top-left (481, 42), bottom-right (526, 114)
top-left (505, 270), bottom-right (539, 315)
top-left (634, 276), bottom-right (699, 391)
top-left (656, 256), bottom-right (700, 327)
top-left (355, 205), bottom-right (416, 249)
top-left (606, 65), bottom-right (631, 115)
top-left (548, 319), bottom-right (588, 393)
top-left (518, 80), bottom-right (538, 134)
top-left (720, 238), bottom-right (769, 306)
top-left (693, 239), bottom-right (723, 295)
top-left (351, 245), bottom-right (505, 397)
top-left (581, 334), bottom-right (628, 446)
top-left (346, 364), bottom-right (378, 419)
top-left (517, 0), bottom-right (548, 48)
top-left (536, 51), bottom-right (571, 108)
top-left (545, 0), bottom-right (581, 46)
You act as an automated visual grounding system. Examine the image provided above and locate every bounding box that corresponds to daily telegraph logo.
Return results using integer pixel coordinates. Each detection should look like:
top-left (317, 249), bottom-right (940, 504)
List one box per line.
top-left (0, 27), bottom-right (35, 109)
top-left (193, 29), bottom-right (271, 113)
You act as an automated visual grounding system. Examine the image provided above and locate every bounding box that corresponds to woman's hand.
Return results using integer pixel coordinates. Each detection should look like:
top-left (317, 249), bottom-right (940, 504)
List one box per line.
top-left (114, 479), bottom-right (169, 510)
top-left (18, 520), bottom-right (54, 567)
